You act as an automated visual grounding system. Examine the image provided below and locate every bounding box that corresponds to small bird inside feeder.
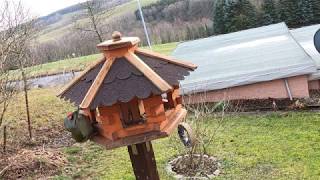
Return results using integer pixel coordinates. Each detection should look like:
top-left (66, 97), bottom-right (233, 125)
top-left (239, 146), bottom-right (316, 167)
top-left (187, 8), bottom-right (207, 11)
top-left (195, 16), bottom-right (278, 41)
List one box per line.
top-left (58, 31), bottom-right (197, 150)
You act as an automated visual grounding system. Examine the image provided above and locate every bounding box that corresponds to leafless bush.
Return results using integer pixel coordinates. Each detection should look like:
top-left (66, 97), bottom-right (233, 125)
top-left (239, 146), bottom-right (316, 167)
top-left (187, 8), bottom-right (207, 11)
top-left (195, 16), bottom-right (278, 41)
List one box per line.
top-left (0, 80), bottom-right (17, 127)
top-left (184, 98), bottom-right (228, 155)
top-left (0, 0), bottom-right (35, 140)
top-left (0, 1), bottom-right (19, 127)
top-left (169, 90), bottom-right (234, 176)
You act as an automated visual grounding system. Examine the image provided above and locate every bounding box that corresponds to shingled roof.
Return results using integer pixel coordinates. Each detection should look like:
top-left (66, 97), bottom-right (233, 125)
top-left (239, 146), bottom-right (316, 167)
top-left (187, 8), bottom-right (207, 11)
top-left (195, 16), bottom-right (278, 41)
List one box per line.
top-left (58, 32), bottom-right (196, 109)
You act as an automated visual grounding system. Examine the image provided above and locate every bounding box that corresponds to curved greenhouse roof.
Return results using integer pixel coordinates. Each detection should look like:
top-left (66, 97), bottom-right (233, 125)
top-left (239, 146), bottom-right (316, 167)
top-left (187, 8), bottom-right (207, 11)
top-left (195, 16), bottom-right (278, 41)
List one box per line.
top-left (173, 23), bottom-right (317, 94)
top-left (291, 24), bottom-right (320, 80)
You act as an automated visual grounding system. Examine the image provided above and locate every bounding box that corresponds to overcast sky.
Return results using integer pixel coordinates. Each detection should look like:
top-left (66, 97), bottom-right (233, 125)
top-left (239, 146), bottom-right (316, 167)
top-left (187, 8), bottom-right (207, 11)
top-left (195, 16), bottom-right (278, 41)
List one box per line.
top-left (15, 0), bottom-right (88, 17)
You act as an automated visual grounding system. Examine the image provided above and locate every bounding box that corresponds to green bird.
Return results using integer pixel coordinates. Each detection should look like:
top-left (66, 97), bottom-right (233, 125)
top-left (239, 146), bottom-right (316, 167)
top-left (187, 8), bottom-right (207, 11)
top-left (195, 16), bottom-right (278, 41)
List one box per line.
top-left (64, 109), bottom-right (95, 143)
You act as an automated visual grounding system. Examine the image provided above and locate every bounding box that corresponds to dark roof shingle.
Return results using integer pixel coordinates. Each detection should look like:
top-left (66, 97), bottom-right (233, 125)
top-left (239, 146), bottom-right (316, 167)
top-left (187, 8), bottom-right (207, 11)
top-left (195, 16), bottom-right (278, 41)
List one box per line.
top-left (90, 57), bottom-right (162, 107)
top-left (137, 53), bottom-right (190, 86)
top-left (60, 50), bottom-right (196, 109)
top-left (61, 60), bottom-right (104, 105)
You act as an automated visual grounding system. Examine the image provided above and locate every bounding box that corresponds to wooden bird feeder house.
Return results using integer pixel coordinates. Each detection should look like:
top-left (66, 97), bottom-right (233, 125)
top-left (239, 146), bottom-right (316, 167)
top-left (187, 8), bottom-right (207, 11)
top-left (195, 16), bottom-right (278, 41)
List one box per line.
top-left (58, 31), bottom-right (197, 179)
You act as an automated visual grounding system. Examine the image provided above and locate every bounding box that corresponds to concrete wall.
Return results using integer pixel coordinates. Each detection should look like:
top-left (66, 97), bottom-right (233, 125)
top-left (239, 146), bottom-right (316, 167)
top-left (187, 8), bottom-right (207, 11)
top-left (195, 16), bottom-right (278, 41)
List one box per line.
top-left (183, 75), bottom-right (309, 104)
top-left (308, 80), bottom-right (320, 90)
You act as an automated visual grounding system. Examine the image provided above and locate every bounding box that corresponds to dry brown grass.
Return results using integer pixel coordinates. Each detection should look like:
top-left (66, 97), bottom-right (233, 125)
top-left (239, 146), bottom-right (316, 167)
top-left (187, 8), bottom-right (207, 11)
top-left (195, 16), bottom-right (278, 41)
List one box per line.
top-left (0, 88), bottom-right (75, 179)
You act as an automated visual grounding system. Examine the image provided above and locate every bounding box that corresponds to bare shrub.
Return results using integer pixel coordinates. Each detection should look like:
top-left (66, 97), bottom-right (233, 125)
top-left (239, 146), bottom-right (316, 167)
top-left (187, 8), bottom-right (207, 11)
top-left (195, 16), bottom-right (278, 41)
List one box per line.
top-left (0, 0), bottom-right (36, 140)
top-left (165, 90), bottom-right (230, 177)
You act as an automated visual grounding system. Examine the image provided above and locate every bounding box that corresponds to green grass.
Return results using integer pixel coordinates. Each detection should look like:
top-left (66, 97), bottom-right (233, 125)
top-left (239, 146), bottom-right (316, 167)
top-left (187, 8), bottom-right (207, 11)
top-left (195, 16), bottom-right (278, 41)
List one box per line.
top-left (18, 54), bottom-right (102, 78)
top-left (2, 89), bottom-right (320, 179)
top-left (1, 88), bottom-right (74, 128)
top-left (55, 112), bottom-right (320, 179)
top-left (18, 42), bottom-right (178, 78)
top-left (150, 42), bottom-right (178, 55)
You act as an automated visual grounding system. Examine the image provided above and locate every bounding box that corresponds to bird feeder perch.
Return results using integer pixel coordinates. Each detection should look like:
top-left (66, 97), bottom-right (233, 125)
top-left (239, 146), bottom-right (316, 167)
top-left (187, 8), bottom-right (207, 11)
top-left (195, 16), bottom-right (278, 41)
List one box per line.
top-left (58, 31), bottom-right (197, 179)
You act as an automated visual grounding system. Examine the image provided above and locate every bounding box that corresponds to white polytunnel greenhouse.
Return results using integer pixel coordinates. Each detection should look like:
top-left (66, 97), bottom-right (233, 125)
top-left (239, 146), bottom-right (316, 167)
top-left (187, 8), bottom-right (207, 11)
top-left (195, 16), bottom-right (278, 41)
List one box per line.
top-left (172, 23), bottom-right (317, 103)
top-left (291, 24), bottom-right (320, 80)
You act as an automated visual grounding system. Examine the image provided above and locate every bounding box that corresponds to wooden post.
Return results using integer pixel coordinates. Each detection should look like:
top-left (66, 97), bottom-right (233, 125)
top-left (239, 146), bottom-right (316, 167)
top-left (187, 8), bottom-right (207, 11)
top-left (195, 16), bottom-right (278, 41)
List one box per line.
top-left (3, 125), bottom-right (6, 153)
top-left (127, 141), bottom-right (160, 180)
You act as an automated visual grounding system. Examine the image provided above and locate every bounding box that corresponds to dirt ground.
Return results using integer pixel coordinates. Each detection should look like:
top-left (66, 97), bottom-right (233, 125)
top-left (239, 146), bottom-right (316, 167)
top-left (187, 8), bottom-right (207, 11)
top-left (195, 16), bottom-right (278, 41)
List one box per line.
top-left (0, 125), bottom-right (74, 179)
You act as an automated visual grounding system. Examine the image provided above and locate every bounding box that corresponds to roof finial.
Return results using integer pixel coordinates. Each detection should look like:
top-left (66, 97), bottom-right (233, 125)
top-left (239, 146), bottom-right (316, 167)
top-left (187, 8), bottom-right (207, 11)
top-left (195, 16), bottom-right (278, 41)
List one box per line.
top-left (112, 31), bottom-right (122, 42)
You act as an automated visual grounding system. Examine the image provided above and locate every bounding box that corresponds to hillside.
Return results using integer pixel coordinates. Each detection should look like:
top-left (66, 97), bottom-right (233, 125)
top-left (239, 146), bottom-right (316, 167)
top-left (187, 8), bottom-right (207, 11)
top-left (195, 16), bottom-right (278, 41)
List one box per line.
top-left (35, 0), bottom-right (265, 43)
top-left (30, 0), bottom-right (267, 65)
top-left (30, 0), bottom-right (162, 66)
top-left (37, 0), bottom-right (130, 27)
top-left (30, 0), bottom-right (320, 67)
top-left (35, 0), bottom-right (157, 43)
top-left (32, 0), bottom-right (215, 65)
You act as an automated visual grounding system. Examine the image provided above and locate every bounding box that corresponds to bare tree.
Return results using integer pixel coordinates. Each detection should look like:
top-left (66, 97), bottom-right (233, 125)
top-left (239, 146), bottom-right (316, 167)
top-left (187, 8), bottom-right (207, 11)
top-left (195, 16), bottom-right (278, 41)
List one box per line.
top-left (0, 0), bottom-right (18, 127)
top-left (0, 0), bottom-right (35, 139)
top-left (0, 78), bottom-right (16, 127)
top-left (74, 0), bottom-right (110, 43)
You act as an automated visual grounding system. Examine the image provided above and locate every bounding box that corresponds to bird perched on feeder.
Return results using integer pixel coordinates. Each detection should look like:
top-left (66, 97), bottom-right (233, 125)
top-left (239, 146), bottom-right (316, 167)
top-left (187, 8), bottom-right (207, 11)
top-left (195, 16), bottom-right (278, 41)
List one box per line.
top-left (58, 31), bottom-right (197, 149)
top-left (64, 109), bottom-right (95, 142)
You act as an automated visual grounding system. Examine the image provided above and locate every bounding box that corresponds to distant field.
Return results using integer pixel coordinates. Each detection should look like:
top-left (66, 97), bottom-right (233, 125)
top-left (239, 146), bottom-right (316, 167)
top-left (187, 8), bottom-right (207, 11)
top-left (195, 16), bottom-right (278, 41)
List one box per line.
top-left (14, 42), bottom-right (178, 78)
top-left (37, 0), bottom-right (159, 43)
top-left (103, 0), bottom-right (159, 18)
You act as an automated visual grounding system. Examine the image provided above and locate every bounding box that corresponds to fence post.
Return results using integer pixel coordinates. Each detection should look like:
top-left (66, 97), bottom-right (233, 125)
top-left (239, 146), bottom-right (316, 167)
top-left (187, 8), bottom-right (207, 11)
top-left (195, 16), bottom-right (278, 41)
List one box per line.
top-left (3, 125), bottom-right (7, 153)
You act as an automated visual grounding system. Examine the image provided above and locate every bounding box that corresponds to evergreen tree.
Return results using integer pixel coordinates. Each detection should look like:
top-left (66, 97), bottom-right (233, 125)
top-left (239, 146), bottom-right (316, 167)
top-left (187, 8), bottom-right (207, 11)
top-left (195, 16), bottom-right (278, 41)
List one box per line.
top-left (310, 0), bottom-right (320, 24)
top-left (213, 0), bottom-right (227, 34)
top-left (278, 0), bottom-right (300, 27)
top-left (224, 0), bottom-right (258, 33)
top-left (260, 0), bottom-right (279, 25)
top-left (298, 0), bottom-right (313, 26)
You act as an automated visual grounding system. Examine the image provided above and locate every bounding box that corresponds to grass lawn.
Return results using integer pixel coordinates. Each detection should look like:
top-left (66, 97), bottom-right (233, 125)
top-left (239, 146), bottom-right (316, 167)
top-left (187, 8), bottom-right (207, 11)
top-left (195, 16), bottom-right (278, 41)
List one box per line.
top-left (15, 42), bottom-right (178, 79)
top-left (54, 111), bottom-right (320, 179)
top-left (2, 89), bottom-right (320, 179)
top-left (4, 89), bottom-right (319, 179)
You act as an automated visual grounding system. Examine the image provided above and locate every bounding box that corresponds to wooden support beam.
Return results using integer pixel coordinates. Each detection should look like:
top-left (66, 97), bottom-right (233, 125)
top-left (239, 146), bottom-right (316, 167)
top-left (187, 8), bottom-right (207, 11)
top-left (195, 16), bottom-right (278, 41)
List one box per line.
top-left (127, 141), bottom-right (160, 180)
top-left (124, 51), bottom-right (172, 92)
